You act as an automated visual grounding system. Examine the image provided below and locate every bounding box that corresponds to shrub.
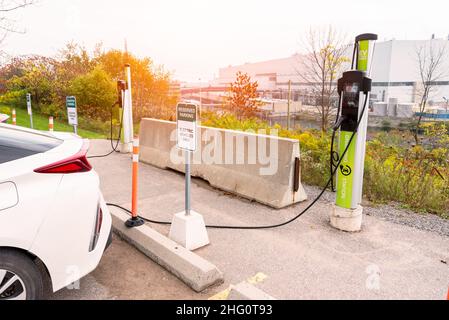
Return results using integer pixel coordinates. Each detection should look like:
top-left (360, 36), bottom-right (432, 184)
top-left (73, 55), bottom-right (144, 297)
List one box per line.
top-left (0, 106), bottom-right (11, 115)
top-left (202, 111), bottom-right (449, 216)
top-left (39, 103), bottom-right (66, 119)
top-left (0, 90), bottom-right (27, 109)
top-left (69, 66), bottom-right (116, 121)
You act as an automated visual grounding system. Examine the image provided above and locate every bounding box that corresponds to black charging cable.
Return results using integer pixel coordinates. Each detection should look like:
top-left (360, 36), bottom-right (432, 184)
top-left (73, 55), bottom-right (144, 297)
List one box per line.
top-left (87, 101), bottom-right (124, 159)
top-left (107, 95), bottom-right (369, 230)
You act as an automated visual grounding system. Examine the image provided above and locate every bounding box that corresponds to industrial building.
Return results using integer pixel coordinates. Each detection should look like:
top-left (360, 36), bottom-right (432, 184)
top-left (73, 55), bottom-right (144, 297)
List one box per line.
top-left (212, 38), bottom-right (449, 118)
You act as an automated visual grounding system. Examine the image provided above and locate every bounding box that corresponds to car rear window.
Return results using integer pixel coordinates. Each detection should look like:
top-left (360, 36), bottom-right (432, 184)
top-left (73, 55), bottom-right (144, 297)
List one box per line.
top-left (0, 126), bottom-right (62, 164)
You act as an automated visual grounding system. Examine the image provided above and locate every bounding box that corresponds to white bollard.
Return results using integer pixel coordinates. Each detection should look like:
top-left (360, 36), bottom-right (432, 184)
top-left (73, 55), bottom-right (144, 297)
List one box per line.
top-left (49, 116), bottom-right (54, 132)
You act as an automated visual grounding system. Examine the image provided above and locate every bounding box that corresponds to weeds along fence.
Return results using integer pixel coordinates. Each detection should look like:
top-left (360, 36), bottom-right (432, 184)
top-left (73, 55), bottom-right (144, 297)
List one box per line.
top-left (202, 112), bottom-right (449, 217)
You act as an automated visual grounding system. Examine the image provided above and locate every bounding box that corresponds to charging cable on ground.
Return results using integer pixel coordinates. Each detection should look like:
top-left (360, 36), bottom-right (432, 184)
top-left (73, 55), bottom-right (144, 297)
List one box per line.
top-left (107, 96), bottom-right (369, 231)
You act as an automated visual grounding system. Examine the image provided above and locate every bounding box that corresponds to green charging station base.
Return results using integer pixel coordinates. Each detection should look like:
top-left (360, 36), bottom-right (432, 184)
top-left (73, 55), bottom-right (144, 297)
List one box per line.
top-left (330, 205), bottom-right (363, 232)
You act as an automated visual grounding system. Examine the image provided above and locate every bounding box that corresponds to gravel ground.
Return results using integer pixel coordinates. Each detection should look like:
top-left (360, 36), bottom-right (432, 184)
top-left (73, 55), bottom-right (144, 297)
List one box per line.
top-left (304, 185), bottom-right (449, 237)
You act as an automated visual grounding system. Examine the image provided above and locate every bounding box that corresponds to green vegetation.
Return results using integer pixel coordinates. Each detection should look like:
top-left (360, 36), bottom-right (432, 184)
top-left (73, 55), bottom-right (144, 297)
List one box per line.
top-left (202, 111), bottom-right (449, 217)
top-left (0, 105), bottom-right (107, 139)
top-left (0, 42), bottom-right (177, 125)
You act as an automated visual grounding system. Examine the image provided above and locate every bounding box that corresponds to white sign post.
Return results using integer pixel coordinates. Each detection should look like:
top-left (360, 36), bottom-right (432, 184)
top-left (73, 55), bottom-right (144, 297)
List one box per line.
top-left (169, 103), bottom-right (209, 251)
top-left (26, 93), bottom-right (33, 129)
top-left (66, 96), bottom-right (78, 135)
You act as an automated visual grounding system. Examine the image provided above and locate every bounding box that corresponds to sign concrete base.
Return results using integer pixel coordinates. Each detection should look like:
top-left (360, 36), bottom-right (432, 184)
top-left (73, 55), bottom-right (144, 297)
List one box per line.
top-left (330, 205), bottom-right (363, 232)
top-left (169, 211), bottom-right (210, 251)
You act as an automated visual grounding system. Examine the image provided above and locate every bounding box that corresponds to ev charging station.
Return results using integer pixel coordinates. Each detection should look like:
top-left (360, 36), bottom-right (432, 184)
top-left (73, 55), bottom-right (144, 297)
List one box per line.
top-left (330, 33), bottom-right (378, 232)
top-left (120, 64), bottom-right (134, 154)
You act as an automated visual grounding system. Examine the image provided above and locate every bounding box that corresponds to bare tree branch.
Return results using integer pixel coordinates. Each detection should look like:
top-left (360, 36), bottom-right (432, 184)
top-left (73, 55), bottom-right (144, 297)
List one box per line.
top-left (297, 26), bottom-right (349, 131)
top-left (0, 0), bottom-right (34, 12)
top-left (414, 40), bottom-right (448, 144)
top-left (0, 0), bottom-right (35, 46)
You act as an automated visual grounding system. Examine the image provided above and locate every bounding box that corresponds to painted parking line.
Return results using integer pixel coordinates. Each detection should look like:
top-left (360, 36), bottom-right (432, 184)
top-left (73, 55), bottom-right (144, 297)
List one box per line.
top-left (208, 272), bottom-right (268, 300)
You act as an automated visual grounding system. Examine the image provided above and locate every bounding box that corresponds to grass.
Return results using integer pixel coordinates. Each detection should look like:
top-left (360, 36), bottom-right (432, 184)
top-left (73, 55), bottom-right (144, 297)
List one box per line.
top-left (2, 106), bottom-right (107, 139)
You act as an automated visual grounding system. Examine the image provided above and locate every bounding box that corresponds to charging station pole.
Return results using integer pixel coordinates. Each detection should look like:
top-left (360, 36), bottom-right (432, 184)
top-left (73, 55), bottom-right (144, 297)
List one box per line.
top-left (120, 64), bottom-right (134, 153)
top-left (330, 34), bottom-right (377, 232)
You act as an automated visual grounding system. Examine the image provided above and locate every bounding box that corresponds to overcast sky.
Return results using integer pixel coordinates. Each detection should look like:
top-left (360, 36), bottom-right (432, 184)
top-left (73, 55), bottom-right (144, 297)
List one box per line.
top-left (2, 0), bottom-right (448, 81)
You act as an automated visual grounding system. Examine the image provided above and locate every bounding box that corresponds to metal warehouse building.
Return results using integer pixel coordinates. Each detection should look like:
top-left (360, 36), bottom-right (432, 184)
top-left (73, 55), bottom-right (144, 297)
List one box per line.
top-left (215, 38), bottom-right (449, 107)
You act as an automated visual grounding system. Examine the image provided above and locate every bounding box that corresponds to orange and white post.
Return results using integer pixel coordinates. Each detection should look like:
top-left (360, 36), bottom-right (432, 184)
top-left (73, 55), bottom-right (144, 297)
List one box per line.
top-left (132, 138), bottom-right (139, 217)
top-left (12, 109), bottom-right (16, 125)
top-left (125, 137), bottom-right (144, 227)
top-left (48, 116), bottom-right (54, 132)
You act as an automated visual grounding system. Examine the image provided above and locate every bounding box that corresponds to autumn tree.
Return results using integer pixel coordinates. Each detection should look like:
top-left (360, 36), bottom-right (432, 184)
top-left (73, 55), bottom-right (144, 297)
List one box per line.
top-left (299, 26), bottom-right (349, 131)
top-left (5, 55), bottom-right (56, 110)
top-left (0, 42), bottom-right (176, 122)
top-left (97, 49), bottom-right (176, 121)
top-left (227, 71), bottom-right (261, 119)
top-left (413, 41), bottom-right (448, 144)
top-left (52, 42), bottom-right (96, 105)
top-left (69, 66), bottom-right (116, 120)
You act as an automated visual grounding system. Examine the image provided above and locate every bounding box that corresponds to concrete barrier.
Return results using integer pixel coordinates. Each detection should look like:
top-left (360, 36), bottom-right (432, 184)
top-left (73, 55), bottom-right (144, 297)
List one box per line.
top-left (139, 118), bottom-right (307, 209)
top-left (111, 207), bottom-right (224, 292)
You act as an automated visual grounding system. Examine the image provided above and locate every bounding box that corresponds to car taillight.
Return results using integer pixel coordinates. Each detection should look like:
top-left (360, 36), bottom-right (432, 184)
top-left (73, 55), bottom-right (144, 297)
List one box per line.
top-left (96, 208), bottom-right (103, 235)
top-left (34, 140), bottom-right (92, 174)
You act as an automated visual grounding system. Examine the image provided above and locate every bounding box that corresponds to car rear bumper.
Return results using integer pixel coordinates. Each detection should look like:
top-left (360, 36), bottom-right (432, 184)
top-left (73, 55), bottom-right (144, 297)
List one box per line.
top-left (29, 172), bottom-right (113, 293)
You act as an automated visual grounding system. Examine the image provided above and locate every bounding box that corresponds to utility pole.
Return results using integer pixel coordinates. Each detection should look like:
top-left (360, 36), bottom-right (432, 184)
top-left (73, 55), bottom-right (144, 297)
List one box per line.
top-left (287, 80), bottom-right (292, 130)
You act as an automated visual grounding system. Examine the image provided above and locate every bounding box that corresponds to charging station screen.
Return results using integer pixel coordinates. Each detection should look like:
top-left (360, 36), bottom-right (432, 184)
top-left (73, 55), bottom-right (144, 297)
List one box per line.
top-left (345, 83), bottom-right (359, 94)
top-left (343, 83), bottom-right (360, 108)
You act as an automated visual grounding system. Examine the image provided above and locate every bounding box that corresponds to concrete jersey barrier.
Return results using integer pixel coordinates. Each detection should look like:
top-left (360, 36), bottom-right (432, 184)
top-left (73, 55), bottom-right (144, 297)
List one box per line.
top-left (139, 118), bottom-right (307, 209)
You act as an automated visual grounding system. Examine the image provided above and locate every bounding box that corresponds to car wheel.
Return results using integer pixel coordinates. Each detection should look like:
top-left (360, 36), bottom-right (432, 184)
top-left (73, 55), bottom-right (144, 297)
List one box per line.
top-left (0, 249), bottom-right (44, 300)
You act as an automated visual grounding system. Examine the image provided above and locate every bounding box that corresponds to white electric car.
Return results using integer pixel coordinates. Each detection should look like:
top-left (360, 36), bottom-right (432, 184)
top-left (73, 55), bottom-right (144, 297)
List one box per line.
top-left (0, 123), bottom-right (112, 300)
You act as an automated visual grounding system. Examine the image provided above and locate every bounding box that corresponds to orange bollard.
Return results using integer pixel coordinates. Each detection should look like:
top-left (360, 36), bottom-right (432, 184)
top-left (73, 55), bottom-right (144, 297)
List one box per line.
top-left (12, 109), bottom-right (16, 125)
top-left (132, 137), bottom-right (139, 218)
top-left (447, 286), bottom-right (449, 300)
top-left (49, 116), bottom-right (54, 132)
top-left (125, 137), bottom-right (144, 228)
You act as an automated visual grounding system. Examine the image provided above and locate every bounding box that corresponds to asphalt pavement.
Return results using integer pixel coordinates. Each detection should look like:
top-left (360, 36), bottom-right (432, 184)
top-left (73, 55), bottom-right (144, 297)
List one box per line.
top-left (54, 140), bottom-right (449, 300)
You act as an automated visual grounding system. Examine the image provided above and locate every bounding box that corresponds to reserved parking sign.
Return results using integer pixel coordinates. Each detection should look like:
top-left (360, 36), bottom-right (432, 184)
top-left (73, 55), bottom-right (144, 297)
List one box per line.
top-left (176, 103), bottom-right (198, 152)
top-left (66, 96), bottom-right (78, 126)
